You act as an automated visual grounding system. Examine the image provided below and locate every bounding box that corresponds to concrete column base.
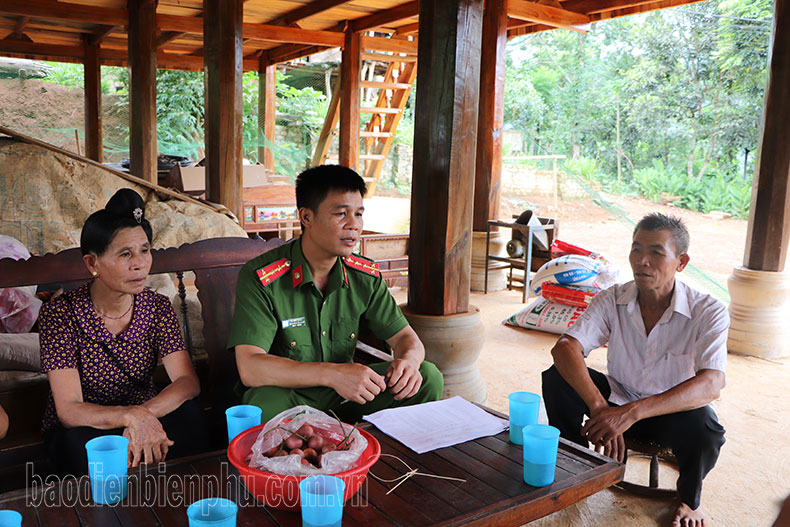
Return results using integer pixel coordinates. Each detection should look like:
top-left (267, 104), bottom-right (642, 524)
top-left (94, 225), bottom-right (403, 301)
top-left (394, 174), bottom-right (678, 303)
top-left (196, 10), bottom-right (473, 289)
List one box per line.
top-left (471, 230), bottom-right (508, 292)
top-left (401, 305), bottom-right (487, 404)
top-left (727, 266), bottom-right (790, 359)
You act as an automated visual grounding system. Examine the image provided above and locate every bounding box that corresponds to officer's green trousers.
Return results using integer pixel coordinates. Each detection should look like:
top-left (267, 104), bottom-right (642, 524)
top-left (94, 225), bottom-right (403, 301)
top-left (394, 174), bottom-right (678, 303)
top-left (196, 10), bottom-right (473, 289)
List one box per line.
top-left (242, 361), bottom-right (444, 423)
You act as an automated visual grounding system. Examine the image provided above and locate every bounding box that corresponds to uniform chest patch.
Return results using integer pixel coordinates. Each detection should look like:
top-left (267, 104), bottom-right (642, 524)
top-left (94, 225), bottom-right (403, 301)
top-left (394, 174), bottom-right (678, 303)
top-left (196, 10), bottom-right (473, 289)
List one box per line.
top-left (281, 317), bottom-right (306, 329)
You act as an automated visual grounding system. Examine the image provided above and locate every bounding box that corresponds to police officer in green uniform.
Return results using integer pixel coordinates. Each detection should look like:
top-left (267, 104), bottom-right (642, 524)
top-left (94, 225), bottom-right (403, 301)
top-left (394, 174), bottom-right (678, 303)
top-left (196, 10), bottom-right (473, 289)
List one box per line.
top-left (228, 164), bottom-right (443, 423)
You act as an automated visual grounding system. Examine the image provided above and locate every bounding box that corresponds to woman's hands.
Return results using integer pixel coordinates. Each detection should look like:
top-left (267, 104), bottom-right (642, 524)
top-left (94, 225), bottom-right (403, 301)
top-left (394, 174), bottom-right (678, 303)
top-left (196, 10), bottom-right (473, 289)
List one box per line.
top-left (122, 406), bottom-right (173, 467)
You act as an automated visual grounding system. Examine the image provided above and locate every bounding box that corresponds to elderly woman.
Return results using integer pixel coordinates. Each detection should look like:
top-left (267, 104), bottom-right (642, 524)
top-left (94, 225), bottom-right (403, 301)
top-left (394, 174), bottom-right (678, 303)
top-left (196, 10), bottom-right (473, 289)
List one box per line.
top-left (39, 189), bottom-right (207, 475)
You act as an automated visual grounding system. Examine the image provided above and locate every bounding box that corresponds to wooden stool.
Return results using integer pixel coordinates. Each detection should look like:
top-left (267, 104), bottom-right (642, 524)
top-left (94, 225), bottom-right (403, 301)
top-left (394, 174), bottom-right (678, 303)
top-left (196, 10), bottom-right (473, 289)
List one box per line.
top-left (617, 438), bottom-right (678, 497)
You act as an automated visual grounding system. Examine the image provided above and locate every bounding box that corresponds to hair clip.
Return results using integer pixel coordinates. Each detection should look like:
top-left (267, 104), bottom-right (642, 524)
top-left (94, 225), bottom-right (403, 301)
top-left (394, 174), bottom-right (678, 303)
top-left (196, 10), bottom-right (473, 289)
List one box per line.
top-left (133, 207), bottom-right (143, 224)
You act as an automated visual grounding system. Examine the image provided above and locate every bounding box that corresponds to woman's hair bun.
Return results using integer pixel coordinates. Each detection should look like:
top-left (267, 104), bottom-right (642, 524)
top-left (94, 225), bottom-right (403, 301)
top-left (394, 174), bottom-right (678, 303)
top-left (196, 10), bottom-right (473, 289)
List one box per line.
top-left (80, 188), bottom-right (153, 256)
top-left (105, 188), bottom-right (145, 220)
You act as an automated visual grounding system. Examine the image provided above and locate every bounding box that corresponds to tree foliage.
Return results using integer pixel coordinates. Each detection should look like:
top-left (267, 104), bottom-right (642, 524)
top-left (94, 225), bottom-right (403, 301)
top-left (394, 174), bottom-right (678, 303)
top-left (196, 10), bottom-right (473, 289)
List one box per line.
top-left (504, 0), bottom-right (772, 217)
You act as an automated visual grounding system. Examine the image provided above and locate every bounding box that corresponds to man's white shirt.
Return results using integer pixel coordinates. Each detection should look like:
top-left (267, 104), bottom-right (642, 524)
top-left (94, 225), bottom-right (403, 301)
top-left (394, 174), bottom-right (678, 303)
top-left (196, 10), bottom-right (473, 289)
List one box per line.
top-left (565, 280), bottom-right (729, 406)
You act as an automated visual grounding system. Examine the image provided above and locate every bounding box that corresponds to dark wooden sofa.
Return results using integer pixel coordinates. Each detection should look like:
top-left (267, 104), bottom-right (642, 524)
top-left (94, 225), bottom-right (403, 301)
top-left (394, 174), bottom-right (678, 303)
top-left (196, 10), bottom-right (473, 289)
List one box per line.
top-left (0, 235), bottom-right (394, 491)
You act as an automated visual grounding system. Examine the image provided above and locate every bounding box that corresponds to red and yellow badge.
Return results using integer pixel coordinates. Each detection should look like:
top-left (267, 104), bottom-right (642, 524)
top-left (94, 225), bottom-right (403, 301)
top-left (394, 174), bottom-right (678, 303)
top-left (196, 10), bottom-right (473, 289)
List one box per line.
top-left (256, 258), bottom-right (291, 286)
top-left (343, 254), bottom-right (380, 277)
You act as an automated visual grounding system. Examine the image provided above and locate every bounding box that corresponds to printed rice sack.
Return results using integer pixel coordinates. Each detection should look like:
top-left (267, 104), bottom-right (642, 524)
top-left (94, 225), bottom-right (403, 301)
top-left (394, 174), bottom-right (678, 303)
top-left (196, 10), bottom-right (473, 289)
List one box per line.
top-left (530, 254), bottom-right (619, 296)
top-left (504, 297), bottom-right (585, 334)
top-left (550, 239), bottom-right (610, 265)
top-left (541, 283), bottom-right (599, 308)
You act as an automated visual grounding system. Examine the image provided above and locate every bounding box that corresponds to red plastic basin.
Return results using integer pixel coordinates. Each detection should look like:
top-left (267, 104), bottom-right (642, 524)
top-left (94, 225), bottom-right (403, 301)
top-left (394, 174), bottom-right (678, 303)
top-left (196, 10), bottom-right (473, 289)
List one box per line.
top-left (227, 422), bottom-right (381, 510)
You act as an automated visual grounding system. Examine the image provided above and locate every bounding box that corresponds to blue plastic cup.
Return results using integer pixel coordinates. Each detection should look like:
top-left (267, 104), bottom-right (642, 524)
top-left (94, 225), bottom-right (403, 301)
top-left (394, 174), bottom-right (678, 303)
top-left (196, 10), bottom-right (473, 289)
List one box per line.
top-left (0, 510), bottom-right (22, 527)
top-left (508, 392), bottom-right (540, 445)
top-left (85, 435), bottom-right (129, 505)
top-left (186, 498), bottom-right (238, 527)
top-left (522, 424), bottom-right (560, 487)
top-left (225, 405), bottom-right (262, 443)
top-left (299, 475), bottom-right (346, 527)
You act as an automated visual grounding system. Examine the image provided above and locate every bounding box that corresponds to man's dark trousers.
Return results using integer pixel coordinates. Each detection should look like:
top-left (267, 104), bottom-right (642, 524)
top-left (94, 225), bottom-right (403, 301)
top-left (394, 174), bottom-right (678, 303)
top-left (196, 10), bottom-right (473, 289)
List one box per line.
top-left (542, 365), bottom-right (725, 509)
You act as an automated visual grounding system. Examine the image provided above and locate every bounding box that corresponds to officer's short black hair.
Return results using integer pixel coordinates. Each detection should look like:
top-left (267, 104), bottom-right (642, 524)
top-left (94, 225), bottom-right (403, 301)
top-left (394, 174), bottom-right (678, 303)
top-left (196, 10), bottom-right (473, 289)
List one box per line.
top-left (295, 165), bottom-right (367, 212)
top-left (633, 212), bottom-right (689, 255)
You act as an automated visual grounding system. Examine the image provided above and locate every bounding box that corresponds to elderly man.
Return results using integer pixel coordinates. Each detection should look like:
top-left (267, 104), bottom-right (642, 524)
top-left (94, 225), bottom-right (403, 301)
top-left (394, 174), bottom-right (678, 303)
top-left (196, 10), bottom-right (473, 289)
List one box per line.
top-left (542, 213), bottom-right (727, 527)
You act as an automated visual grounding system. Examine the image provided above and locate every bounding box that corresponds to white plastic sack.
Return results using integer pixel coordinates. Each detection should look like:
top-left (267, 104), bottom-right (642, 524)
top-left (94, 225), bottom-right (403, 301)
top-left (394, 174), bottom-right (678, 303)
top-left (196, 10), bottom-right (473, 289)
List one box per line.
top-left (504, 297), bottom-right (586, 335)
top-left (0, 235), bottom-right (42, 333)
top-left (248, 405), bottom-right (368, 476)
top-left (530, 255), bottom-right (620, 297)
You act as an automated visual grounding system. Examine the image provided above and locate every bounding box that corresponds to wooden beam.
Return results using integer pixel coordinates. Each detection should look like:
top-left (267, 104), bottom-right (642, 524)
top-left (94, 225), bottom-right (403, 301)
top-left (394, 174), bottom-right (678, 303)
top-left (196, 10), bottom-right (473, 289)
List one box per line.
top-left (89, 25), bottom-right (117, 45)
top-left (243, 24), bottom-right (343, 47)
top-left (394, 22), bottom-right (420, 36)
top-left (128, 0), bottom-right (157, 183)
top-left (312, 76), bottom-right (341, 167)
top-left (744, 1), bottom-right (790, 272)
top-left (156, 13), bottom-right (344, 47)
top-left (360, 35), bottom-right (417, 55)
top-left (0, 39), bottom-right (83, 60)
top-left (267, 0), bottom-right (354, 26)
top-left (267, 43), bottom-right (331, 64)
top-left (6, 16), bottom-right (29, 40)
top-left (507, 0), bottom-right (590, 32)
top-left (474, 0), bottom-right (508, 232)
top-left (361, 51), bottom-right (417, 63)
top-left (0, 0), bottom-right (127, 26)
top-left (156, 31), bottom-right (184, 48)
top-left (83, 36), bottom-right (103, 163)
top-left (350, 1), bottom-right (419, 33)
top-left (339, 30), bottom-right (361, 171)
top-left (409, 0), bottom-right (484, 315)
top-left (204, 0), bottom-right (244, 223)
top-left (258, 58), bottom-right (276, 172)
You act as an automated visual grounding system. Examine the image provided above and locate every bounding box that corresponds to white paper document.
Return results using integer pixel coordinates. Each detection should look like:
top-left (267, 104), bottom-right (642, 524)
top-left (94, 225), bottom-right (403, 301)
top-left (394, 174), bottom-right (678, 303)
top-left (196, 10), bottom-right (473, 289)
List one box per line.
top-left (363, 396), bottom-right (509, 454)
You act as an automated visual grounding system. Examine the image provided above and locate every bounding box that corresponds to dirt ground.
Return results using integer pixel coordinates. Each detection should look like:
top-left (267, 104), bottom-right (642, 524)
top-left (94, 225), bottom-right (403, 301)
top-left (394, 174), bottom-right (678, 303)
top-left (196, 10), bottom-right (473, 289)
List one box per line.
top-left (0, 77), bottom-right (128, 161)
top-left (373, 193), bottom-right (788, 526)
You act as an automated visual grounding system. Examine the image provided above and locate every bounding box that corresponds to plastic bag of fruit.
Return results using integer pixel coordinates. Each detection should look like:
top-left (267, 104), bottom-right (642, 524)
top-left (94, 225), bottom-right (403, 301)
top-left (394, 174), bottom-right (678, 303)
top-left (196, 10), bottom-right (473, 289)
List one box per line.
top-left (247, 405), bottom-right (368, 476)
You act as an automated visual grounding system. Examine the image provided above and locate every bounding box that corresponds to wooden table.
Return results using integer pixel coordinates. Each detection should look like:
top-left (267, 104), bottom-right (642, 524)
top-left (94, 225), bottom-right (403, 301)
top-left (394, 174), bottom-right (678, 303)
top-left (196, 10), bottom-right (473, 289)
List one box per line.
top-left (0, 423), bottom-right (623, 526)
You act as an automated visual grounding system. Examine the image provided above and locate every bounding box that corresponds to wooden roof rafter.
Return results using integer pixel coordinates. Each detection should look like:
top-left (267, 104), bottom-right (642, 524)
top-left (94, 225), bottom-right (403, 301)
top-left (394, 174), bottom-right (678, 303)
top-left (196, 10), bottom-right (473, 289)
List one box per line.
top-left (4, 16), bottom-right (31, 41)
top-left (507, 0), bottom-right (591, 33)
top-left (267, 0), bottom-right (356, 27)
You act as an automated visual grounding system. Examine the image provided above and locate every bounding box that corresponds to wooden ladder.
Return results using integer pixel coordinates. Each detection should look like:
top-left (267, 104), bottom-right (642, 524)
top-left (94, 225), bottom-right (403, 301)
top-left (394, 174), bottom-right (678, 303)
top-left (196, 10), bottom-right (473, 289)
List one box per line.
top-left (312, 32), bottom-right (417, 197)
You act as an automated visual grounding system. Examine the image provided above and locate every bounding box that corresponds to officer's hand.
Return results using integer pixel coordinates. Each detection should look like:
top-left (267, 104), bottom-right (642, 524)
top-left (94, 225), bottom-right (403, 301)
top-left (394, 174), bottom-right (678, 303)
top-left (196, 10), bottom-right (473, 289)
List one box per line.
top-left (330, 363), bottom-right (387, 404)
top-left (386, 359), bottom-right (423, 400)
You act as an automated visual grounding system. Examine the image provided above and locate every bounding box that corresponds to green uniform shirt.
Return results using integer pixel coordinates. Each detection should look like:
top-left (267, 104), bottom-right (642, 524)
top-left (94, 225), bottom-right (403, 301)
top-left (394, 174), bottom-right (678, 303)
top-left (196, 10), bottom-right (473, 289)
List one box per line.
top-left (228, 238), bottom-right (408, 364)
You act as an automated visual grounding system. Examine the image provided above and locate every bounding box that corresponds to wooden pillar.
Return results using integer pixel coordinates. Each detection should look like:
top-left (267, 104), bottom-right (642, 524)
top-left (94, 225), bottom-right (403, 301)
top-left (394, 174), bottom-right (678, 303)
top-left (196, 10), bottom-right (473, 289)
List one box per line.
top-left (408, 0), bottom-right (484, 316)
top-left (83, 37), bottom-right (103, 162)
top-left (204, 0), bottom-right (244, 222)
top-left (744, 1), bottom-right (790, 272)
top-left (472, 0), bottom-right (507, 232)
top-left (128, 0), bottom-right (157, 182)
top-left (339, 30), bottom-right (361, 171)
top-left (258, 59), bottom-right (276, 172)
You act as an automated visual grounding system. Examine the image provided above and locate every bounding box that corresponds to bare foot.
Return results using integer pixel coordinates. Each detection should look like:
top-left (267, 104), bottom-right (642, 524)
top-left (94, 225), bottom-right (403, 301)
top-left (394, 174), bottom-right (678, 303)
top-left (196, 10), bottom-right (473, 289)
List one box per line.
top-left (673, 502), bottom-right (706, 527)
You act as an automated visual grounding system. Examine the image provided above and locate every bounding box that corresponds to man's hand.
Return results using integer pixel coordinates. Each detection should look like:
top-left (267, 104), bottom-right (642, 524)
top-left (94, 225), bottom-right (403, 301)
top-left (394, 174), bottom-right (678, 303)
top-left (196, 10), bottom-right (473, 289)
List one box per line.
top-left (329, 363), bottom-right (387, 404)
top-left (595, 433), bottom-right (626, 462)
top-left (385, 358), bottom-right (423, 400)
top-left (581, 404), bottom-right (636, 461)
top-left (123, 406), bottom-right (173, 468)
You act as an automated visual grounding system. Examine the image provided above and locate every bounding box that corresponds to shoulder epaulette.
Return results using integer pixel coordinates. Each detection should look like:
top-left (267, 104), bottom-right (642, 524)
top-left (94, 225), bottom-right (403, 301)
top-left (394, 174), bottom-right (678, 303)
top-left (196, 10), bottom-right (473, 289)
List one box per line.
top-left (256, 258), bottom-right (291, 286)
top-left (343, 254), bottom-right (380, 277)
